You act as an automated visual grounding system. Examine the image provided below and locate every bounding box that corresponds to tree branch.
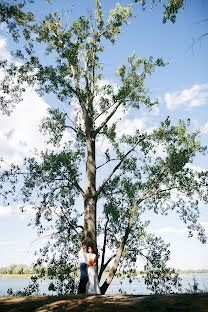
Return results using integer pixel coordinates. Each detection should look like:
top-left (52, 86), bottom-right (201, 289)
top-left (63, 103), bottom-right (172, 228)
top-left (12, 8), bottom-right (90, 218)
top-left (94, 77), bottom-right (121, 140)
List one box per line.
top-left (54, 207), bottom-right (83, 236)
top-left (94, 101), bottom-right (122, 136)
top-left (134, 168), bottom-right (167, 206)
top-left (62, 171), bottom-right (85, 197)
top-left (90, 31), bottom-right (96, 98)
top-left (100, 213), bottom-right (134, 294)
top-left (65, 125), bottom-right (78, 133)
top-left (98, 215), bottom-right (109, 281)
top-left (99, 254), bottom-right (116, 282)
top-left (82, 56), bottom-right (90, 94)
top-left (142, 186), bottom-right (178, 201)
top-left (96, 137), bottom-right (146, 197)
top-left (96, 158), bottom-right (118, 169)
top-left (70, 64), bottom-right (87, 116)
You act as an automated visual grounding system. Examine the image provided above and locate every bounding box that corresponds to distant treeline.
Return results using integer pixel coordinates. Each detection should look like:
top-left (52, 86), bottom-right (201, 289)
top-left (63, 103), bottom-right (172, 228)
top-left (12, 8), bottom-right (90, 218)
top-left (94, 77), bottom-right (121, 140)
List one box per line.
top-left (176, 269), bottom-right (208, 274)
top-left (0, 264), bottom-right (42, 275)
top-left (1, 264), bottom-right (208, 276)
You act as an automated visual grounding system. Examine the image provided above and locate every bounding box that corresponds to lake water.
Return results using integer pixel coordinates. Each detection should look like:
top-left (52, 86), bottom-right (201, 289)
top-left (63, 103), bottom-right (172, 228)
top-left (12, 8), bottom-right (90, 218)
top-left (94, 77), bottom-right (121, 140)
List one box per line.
top-left (0, 274), bottom-right (208, 297)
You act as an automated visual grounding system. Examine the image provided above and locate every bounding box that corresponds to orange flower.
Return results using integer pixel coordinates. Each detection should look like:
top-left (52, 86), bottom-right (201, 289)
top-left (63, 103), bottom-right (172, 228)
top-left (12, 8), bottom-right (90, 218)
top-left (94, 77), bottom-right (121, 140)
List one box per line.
top-left (87, 258), bottom-right (94, 266)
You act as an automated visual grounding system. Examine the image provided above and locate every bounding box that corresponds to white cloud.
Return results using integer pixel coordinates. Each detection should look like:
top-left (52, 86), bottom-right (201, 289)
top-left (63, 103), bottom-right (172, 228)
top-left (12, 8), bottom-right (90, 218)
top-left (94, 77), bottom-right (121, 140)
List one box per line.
top-left (164, 83), bottom-right (208, 110)
top-left (117, 117), bottom-right (147, 138)
top-left (0, 36), bottom-right (73, 167)
top-left (16, 205), bottom-right (37, 219)
top-left (0, 90), bottom-right (50, 166)
top-left (153, 222), bottom-right (208, 239)
top-left (0, 205), bottom-right (12, 217)
top-left (153, 226), bottom-right (187, 235)
top-left (0, 36), bottom-right (11, 61)
top-left (201, 222), bottom-right (208, 233)
top-left (16, 205), bottom-right (65, 222)
top-left (150, 104), bottom-right (160, 116)
top-left (0, 35), bottom-right (51, 166)
top-left (201, 122), bottom-right (208, 134)
top-left (0, 23), bottom-right (7, 31)
top-left (185, 163), bottom-right (207, 172)
top-left (0, 241), bottom-right (14, 246)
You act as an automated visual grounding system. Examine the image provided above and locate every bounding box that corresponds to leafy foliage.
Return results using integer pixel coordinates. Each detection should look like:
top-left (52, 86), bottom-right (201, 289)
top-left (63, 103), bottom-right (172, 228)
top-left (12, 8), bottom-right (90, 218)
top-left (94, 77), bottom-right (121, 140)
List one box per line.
top-left (134, 0), bottom-right (184, 23)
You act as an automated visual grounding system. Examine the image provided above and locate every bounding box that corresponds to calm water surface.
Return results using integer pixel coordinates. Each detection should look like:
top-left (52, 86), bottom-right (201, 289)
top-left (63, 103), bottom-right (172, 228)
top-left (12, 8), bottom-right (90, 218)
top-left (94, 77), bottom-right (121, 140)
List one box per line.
top-left (0, 274), bottom-right (208, 297)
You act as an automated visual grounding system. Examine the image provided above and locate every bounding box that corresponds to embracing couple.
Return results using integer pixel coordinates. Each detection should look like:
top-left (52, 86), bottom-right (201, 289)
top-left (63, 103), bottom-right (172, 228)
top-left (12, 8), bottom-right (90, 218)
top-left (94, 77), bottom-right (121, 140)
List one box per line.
top-left (78, 242), bottom-right (101, 294)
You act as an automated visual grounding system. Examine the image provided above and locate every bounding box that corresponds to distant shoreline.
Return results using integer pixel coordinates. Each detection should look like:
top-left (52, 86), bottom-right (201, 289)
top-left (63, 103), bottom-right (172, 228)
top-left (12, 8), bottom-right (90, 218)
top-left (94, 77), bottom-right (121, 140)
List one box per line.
top-left (1, 271), bottom-right (208, 279)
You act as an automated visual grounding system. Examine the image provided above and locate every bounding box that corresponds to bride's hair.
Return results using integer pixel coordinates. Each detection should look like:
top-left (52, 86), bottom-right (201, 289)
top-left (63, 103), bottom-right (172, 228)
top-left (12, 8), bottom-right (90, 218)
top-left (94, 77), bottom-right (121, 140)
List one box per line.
top-left (88, 245), bottom-right (94, 252)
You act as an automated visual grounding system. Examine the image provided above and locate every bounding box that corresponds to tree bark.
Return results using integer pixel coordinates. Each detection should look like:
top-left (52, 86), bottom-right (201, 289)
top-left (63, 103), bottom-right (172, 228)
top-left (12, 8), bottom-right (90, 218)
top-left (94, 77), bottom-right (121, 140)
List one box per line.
top-left (83, 136), bottom-right (97, 252)
top-left (100, 214), bottom-right (133, 294)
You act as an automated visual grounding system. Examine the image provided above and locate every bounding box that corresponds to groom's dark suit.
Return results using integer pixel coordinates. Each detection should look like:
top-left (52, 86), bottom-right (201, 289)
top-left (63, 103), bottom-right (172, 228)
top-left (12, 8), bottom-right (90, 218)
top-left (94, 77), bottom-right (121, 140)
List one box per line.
top-left (78, 248), bottom-right (88, 294)
top-left (78, 263), bottom-right (88, 294)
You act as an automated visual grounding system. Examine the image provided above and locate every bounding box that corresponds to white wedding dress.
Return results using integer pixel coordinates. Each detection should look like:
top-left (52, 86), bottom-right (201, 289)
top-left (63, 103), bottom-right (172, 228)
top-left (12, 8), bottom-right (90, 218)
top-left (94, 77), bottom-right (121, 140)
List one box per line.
top-left (86, 253), bottom-right (101, 294)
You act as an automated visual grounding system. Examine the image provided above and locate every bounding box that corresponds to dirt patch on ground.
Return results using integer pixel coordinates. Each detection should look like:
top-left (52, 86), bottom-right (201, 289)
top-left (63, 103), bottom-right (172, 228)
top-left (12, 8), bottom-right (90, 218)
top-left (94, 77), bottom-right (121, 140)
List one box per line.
top-left (0, 293), bottom-right (208, 312)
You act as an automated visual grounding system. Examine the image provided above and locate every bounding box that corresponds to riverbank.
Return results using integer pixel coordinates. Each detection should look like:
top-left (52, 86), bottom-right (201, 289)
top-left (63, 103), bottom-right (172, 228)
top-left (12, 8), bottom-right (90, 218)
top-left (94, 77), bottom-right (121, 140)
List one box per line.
top-left (0, 293), bottom-right (208, 311)
top-left (1, 270), bottom-right (208, 279)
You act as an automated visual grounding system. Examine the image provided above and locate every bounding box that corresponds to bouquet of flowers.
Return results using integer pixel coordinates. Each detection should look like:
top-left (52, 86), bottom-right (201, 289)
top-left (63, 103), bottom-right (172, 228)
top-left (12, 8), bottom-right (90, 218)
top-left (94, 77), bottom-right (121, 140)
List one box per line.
top-left (87, 258), bottom-right (94, 266)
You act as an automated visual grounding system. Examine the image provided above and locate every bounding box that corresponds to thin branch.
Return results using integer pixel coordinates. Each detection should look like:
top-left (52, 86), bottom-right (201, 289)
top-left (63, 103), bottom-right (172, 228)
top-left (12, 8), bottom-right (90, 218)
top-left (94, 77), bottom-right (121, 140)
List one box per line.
top-left (62, 171), bottom-right (85, 197)
top-left (90, 30), bottom-right (96, 98)
top-left (30, 232), bottom-right (57, 246)
top-left (65, 114), bottom-right (85, 136)
top-left (70, 64), bottom-right (87, 116)
top-left (137, 250), bottom-right (151, 263)
top-left (196, 18), bottom-right (208, 24)
top-left (53, 207), bottom-right (83, 236)
top-left (65, 125), bottom-right (78, 133)
top-left (192, 32), bottom-right (208, 46)
top-left (94, 101), bottom-right (122, 136)
top-left (96, 137), bottom-right (146, 197)
top-left (82, 55), bottom-right (90, 95)
top-left (94, 101), bottom-right (119, 122)
top-left (142, 186), bottom-right (178, 201)
top-left (135, 169), bottom-right (167, 206)
top-left (5, 170), bottom-right (67, 182)
top-left (73, 180), bottom-right (85, 197)
top-left (96, 158), bottom-right (118, 169)
top-left (99, 254), bottom-right (116, 279)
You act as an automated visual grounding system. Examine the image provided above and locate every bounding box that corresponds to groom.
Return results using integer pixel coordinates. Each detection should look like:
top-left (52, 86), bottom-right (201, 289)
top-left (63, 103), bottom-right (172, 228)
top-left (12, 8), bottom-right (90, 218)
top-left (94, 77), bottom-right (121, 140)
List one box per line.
top-left (78, 242), bottom-right (88, 294)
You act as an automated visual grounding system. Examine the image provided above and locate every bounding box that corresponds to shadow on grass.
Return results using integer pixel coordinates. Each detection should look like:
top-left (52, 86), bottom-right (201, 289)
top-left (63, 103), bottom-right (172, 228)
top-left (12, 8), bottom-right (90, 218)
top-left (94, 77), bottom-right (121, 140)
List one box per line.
top-left (0, 293), bottom-right (208, 312)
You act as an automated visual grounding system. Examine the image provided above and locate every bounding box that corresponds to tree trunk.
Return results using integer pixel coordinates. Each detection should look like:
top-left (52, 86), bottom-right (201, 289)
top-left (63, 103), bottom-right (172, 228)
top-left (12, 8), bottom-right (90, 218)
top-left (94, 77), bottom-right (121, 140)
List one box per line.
top-left (84, 196), bottom-right (97, 250)
top-left (100, 214), bottom-right (133, 294)
top-left (83, 136), bottom-right (97, 252)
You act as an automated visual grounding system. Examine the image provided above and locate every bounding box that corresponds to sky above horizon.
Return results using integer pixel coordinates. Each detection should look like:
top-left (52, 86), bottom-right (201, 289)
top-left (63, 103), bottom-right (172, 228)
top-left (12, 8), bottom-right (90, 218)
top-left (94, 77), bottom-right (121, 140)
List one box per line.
top-left (0, 0), bottom-right (208, 270)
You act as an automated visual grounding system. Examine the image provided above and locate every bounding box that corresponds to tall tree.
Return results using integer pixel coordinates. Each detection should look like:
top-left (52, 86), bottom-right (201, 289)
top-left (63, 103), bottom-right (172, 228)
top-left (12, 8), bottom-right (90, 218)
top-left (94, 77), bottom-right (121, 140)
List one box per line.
top-left (0, 0), bottom-right (207, 294)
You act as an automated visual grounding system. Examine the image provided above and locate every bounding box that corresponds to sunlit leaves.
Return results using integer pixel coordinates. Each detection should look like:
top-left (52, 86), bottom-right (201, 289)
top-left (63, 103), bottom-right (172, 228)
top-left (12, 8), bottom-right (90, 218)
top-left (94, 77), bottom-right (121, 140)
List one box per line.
top-left (115, 55), bottom-right (166, 109)
top-left (134, 0), bottom-right (184, 23)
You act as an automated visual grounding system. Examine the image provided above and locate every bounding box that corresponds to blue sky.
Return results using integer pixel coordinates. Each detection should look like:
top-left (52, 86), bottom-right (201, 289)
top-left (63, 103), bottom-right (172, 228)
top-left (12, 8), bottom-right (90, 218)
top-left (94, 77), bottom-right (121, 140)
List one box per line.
top-left (0, 0), bottom-right (208, 270)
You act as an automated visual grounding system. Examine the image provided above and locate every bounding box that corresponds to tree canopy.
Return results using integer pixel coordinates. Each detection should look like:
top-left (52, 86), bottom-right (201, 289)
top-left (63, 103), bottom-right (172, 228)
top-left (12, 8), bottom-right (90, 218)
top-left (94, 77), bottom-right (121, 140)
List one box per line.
top-left (0, 0), bottom-right (207, 295)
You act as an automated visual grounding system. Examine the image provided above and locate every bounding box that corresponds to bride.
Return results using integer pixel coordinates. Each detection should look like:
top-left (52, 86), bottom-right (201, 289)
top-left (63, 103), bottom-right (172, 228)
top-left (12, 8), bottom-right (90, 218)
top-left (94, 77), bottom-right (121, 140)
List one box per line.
top-left (86, 246), bottom-right (101, 294)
